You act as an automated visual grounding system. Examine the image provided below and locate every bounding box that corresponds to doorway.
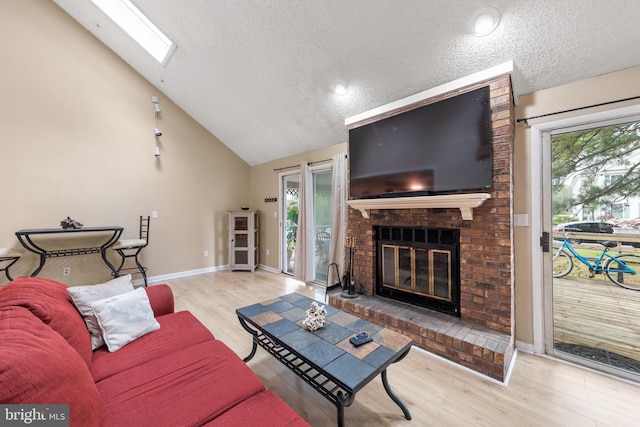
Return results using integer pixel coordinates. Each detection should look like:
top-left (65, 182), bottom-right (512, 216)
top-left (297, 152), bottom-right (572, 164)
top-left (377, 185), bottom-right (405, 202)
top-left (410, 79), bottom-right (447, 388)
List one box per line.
top-left (280, 166), bottom-right (333, 283)
top-left (544, 116), bottom-right (640, 381)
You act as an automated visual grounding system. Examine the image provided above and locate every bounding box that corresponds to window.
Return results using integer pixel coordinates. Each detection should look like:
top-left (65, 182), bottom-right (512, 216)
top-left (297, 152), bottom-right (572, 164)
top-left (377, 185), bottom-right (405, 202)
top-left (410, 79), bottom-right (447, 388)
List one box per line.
top-left (608, 203), bottom-right (624, 218)
top-left (604, 174), bottom-right (623, 187)
top-left (91, 0), bottom-right (176, 64)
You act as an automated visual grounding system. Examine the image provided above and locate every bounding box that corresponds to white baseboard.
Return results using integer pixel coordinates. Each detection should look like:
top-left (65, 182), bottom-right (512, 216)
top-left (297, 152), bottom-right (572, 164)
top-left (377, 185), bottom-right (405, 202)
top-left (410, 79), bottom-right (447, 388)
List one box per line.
top-left (136, 265), bottom-right (229, 286)
top-left (135, 264), bottom-right (283, 286)
top-left (257, 264), bottom-right (279, 274)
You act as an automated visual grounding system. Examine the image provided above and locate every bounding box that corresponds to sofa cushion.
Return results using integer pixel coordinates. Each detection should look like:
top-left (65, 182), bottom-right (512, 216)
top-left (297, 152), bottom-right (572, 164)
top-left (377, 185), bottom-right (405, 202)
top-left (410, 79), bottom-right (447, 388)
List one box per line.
top-left (0, 306), bottom-right (101, 427)
top-left (91, 310), bottom-right (215, 382)
top-left (91, 287), bottom-right (160, 352)
top-left (0, 277), bottom-right (92, 366)
top-left (203, 390), bottom-right (310, 427)
top-left (96, 339), bottom-right (265, 426)
top-left (67, 274), bottom-right (134, 350)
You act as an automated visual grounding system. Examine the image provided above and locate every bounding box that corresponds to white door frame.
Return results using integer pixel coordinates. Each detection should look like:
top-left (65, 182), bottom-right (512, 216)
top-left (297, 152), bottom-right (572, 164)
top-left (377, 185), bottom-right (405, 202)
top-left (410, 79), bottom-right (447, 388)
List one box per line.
top-left (530, 104), bottom-right (640, 355)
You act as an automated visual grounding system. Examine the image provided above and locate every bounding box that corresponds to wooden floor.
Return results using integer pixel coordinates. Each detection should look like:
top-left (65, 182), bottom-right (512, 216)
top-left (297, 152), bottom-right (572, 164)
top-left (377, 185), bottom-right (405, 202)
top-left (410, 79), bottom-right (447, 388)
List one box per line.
top-left (554, 276), bottom-right (640, 362)
top-left (163, 270), bottom-right (640, 427)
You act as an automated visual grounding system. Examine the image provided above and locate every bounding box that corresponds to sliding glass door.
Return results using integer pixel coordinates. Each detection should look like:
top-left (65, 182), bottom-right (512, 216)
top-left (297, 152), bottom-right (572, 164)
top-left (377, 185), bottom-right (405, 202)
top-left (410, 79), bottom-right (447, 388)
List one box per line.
top-left (313, 169), bottom-right (332, 283)
top-left (545, 116), bottom-right (640, 382)
top-left (280, 165), bottom-right (333, 284)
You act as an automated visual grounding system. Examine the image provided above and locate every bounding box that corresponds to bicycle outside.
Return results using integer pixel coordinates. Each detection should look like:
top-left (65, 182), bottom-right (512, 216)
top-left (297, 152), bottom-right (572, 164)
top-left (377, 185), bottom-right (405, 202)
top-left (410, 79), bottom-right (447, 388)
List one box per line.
top-left (552, 236), bottom-right (640, 290)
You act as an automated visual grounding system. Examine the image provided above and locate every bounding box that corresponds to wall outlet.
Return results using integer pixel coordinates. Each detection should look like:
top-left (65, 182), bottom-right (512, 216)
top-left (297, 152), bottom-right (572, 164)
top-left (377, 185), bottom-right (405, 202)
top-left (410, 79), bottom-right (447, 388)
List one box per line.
top-left (266, 249), bottom-right (270, 256)
top-left (63, 267), bottom-right (71, 276)
top-left (204, 250), bottom-right (209, 257)
top-left (152, 211), bottom-right (158, 219)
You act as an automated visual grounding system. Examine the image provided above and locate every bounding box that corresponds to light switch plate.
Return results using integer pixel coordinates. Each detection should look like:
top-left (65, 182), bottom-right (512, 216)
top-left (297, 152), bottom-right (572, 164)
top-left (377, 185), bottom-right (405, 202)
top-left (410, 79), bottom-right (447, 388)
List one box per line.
top-left (514, 213), bottom-right (529, 226)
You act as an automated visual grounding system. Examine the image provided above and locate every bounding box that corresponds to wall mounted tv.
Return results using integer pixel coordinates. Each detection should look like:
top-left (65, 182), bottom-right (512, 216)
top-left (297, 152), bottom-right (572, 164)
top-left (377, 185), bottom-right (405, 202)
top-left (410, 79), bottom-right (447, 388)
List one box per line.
top-left (348, 85), bottom-right (493, 199)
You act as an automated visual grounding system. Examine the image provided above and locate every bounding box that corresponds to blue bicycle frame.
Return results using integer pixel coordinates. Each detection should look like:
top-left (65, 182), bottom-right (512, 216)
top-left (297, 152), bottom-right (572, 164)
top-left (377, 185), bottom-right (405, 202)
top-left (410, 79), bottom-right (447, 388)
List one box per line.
top-left (555, 239), bottom-right (634, 274)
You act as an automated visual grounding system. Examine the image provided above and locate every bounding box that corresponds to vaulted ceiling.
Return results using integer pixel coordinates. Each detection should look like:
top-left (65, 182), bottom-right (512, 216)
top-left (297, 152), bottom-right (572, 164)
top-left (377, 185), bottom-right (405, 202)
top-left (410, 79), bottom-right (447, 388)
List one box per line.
top-left (53, 0), bottom-right (640, 165)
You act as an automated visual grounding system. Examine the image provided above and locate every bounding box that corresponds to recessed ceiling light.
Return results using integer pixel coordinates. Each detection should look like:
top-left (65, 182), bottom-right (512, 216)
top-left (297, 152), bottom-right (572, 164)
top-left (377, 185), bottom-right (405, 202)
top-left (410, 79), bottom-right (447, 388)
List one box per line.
top-left (334, 82), bottom-right (349, 96)
top-left (472, 7), bottom-right (501, 37)
top-left (91, 0), bottom-right (176, 64)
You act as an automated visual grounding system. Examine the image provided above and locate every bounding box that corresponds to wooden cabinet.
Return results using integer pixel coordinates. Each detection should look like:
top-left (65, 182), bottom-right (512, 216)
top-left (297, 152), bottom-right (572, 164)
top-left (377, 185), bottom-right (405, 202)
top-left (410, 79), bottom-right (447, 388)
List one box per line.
top-left (229, 210), bottom-right (258, 271)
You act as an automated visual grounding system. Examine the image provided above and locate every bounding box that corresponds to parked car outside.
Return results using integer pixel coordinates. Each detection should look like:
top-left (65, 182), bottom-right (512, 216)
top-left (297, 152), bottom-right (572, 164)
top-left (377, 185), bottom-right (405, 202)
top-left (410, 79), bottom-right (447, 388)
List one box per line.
top-left (552, 221), bottom-right (614, 243)
top-left (607, 218), bottom-right (640, 247)
top-left (612, 228), bottom-right (640, 248)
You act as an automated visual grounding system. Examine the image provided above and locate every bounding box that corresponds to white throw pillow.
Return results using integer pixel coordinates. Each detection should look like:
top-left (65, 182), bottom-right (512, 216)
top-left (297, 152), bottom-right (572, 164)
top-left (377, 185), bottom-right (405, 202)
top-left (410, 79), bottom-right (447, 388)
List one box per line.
top-left (91, 288), bottom-right (160, 352)
top-left (67, 275), bottom-right (134, 349)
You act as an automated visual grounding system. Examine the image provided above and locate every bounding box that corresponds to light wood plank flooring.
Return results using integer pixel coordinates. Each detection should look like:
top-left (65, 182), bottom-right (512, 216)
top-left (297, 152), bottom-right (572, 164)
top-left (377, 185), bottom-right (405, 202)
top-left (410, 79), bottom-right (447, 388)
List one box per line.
top-left (163, 270), bottom-right (640, 427)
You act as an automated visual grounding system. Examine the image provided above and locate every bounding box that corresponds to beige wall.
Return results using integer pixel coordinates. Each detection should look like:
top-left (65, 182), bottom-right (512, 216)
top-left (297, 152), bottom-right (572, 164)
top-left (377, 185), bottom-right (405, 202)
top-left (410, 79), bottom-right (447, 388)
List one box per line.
top-left (513, 66), bottom-right (640, 346)
top-left (0, 1), bottom-right (250, 285)
top-left (249, 144), bottom-right (347, 271)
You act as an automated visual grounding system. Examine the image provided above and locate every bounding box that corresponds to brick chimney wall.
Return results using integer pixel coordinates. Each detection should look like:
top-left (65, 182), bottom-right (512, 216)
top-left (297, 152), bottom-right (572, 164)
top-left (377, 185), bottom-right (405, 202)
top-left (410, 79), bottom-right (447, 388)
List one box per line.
top-left (346, 75), bottom-right (514, 335)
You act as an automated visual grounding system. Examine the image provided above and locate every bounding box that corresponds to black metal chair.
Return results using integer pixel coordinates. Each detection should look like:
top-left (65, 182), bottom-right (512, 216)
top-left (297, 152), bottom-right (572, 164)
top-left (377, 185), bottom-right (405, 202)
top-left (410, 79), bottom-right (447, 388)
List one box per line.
top-left (0, 248), bottom-right (22, 281)
top-left (112, 216), bottom-right (150, 287)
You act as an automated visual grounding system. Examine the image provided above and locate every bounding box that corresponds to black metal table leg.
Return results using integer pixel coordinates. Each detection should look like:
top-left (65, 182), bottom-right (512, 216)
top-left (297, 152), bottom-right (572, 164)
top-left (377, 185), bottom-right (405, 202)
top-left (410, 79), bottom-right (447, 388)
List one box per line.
top-left (381, 368), bottom-right (412, 420)
top-left (336, 390), bottom-right (354, 427)
top-left (100, 228), bottom-right (123, 277)
top-left (238, 317), bottom-right (259, 362)
top-left (15, 234), bottom-right (47, 276)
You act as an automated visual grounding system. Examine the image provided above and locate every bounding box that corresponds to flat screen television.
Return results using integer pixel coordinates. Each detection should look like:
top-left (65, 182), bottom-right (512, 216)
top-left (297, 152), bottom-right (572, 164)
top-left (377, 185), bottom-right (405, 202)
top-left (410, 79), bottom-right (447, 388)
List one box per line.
top-left (348, 85), bottom-right (493, 199)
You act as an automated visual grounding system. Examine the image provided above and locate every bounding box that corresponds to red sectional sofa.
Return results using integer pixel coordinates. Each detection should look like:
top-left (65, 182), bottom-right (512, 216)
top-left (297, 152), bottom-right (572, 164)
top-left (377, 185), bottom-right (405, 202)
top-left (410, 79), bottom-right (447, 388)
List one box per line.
top-left (0, 277), bottom-right (309, 427)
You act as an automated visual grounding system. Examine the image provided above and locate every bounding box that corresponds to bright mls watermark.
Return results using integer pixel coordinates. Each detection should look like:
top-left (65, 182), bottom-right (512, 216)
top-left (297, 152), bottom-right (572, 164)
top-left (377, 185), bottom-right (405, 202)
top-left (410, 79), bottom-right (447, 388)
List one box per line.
top-left (1, 405), bottom-right (69, 426)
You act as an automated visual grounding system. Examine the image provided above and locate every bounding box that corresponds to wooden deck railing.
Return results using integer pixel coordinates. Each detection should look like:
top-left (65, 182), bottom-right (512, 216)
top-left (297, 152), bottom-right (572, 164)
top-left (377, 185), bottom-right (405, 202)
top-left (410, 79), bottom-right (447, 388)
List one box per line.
top-left (553, 231), bottom-right (640, 252)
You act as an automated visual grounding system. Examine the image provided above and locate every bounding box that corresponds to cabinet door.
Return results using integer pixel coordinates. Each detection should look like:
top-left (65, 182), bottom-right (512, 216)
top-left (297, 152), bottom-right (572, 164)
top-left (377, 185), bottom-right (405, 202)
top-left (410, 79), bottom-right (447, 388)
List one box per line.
top-left (229, 212), bottom-right (258, 271)
top-left (252, 213), bottom-right (258, 269)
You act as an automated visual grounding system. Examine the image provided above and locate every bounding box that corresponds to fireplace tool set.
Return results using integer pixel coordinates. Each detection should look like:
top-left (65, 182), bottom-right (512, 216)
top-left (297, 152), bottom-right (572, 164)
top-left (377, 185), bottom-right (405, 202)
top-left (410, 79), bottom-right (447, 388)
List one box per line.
top-left (326, 236), bottom-right (358, 299)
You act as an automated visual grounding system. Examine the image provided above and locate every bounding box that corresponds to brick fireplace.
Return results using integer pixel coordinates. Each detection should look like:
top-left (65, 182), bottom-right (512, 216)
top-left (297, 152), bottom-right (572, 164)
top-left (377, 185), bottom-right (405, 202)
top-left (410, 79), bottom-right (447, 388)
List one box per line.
top-left (330, 74), bottom-right (515, 382)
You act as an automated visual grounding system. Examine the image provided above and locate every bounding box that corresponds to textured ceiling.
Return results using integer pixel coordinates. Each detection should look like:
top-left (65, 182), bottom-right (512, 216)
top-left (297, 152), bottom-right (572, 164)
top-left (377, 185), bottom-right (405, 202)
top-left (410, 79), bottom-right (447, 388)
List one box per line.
top-left (52, 0), bottom-right (640, 166)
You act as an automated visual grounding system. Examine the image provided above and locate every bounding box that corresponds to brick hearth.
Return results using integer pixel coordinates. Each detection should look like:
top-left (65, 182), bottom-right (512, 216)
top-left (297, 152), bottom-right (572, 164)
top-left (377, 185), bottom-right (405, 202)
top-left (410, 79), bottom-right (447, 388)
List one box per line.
top-left (332, 74), bottom-right (515, 382)
top-left (329, 293), bottom-right (513, 381)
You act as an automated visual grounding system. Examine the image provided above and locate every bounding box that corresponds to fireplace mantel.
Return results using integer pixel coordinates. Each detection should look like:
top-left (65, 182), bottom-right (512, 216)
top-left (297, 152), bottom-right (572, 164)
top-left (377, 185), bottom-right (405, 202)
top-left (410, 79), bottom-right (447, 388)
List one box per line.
top-left (347, 193), bottom-right (491, 220)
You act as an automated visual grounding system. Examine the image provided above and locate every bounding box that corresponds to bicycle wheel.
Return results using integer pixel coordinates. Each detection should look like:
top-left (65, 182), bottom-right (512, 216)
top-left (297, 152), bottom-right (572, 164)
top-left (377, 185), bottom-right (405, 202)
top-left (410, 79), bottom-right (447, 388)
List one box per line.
top-left (604, 254), bottom-right (640, 290)
top-left (552, 246), bottom-right (572, 278)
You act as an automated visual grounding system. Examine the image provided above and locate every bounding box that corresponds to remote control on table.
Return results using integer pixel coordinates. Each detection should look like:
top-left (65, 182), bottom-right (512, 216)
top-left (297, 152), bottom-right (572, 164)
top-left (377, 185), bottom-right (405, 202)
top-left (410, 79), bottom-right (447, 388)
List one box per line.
top-left (350, 332), bottom-right (373, 346)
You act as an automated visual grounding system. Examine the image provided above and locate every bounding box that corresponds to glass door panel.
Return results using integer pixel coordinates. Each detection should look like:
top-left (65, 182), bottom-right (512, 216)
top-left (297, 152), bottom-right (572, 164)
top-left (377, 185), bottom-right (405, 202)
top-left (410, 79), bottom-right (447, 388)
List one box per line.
top-left (282, 173), bottom-right (299, 275)
top-left (313, 170), bottom-right (332, 283)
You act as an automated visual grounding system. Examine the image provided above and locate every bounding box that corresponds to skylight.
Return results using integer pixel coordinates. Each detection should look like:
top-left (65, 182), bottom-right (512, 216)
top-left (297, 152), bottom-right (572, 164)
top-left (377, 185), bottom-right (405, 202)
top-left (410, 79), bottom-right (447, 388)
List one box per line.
top-left (91, 0), bottom-right (176, 64)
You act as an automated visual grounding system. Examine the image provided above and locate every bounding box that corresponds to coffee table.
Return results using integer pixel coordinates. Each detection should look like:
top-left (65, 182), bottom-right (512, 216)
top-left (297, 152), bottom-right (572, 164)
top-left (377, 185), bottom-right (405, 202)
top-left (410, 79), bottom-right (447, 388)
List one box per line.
top-left (236, 293), bottom-right (412, 426)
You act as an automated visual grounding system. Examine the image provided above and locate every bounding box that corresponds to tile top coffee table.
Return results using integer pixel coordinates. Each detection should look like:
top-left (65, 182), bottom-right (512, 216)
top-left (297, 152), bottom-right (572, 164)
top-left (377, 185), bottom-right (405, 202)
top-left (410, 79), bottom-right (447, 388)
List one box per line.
top-left (236, 292), bottom-right (413, 427)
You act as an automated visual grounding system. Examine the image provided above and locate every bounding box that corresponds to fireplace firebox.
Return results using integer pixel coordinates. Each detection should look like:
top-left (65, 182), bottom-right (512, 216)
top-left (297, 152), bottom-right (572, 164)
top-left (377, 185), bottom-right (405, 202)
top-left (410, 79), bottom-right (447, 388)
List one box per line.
top-left (376, 227), bottom-right (460, 316)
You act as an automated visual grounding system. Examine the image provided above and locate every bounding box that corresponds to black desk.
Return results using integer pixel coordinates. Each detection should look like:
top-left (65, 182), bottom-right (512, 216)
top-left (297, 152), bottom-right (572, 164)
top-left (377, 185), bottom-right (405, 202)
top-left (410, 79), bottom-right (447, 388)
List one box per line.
top-left (15, 227), bottom-right (123, 277)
